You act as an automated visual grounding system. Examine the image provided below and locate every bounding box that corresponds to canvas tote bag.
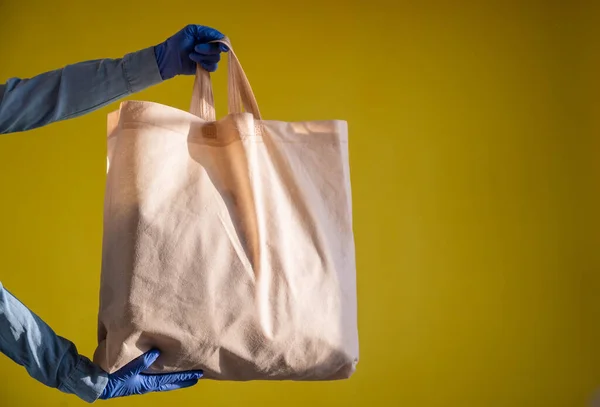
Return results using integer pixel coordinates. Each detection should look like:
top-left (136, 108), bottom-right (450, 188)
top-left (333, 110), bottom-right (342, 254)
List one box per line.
top-left (93, 39), bottom-right (358, 380)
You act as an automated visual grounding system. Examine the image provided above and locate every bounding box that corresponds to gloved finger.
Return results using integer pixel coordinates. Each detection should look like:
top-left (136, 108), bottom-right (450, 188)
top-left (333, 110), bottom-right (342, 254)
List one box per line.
top-left (201, 62), bottom-right (218, 73)
top-left (119, 349), bottom-right (161, 377)
top-left (189, 53), bottom-right (221, 64)
top-left (185, 24), bottom-right (225, 42)
top-left (144, 370), bottom-right (204, 388)
top-left (158, 379), bottom-right (199, 392)
top-left (194, 43), bottom-right (222, 55)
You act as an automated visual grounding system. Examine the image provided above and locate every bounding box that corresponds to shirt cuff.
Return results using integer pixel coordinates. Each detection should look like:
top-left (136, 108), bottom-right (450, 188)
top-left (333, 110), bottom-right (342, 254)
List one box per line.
top-left (59, 355), bottom-right (109, 403)
top-left (122, 46), bottom-right (164, 94)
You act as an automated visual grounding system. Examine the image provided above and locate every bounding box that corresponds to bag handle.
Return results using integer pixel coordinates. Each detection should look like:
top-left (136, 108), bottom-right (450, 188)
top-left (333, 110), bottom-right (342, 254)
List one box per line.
top-left (190, 38), bottom-right (262, 121)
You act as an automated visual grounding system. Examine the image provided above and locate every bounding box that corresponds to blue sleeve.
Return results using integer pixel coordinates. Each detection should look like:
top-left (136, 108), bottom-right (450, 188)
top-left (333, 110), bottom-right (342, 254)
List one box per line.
top-left (0, 281), bottom-right (108, 403)
top-left (0, 46), bottom-right (163, 134)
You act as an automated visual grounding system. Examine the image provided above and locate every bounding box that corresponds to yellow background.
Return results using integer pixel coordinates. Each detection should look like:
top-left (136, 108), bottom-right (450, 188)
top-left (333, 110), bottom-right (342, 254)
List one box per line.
top-left (0, 1), bottom-right (599, 406)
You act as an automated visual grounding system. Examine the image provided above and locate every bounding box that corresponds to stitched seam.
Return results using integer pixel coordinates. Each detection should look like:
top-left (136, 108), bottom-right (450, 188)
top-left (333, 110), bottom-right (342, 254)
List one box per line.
top-left (58, 356), bottom-right (83, 394)
top-left (112, 121), bottom-right (347, 145)
top-left (122, 56), bottom-right (134, 94)
top-left (58, 357), bottom-right (100, 403)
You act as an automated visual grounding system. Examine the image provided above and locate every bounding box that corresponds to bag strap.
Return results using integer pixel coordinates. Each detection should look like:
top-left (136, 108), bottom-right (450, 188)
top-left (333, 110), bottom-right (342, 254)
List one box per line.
top-left (190, 37), bottom-right (262, 121)
top-left (190, 64), bottom-right (216, 121)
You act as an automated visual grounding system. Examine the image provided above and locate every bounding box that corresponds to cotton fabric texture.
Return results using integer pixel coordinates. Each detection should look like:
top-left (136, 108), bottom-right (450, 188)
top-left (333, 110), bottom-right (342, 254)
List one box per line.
top-left (94, 39), bottom-right (359, 381)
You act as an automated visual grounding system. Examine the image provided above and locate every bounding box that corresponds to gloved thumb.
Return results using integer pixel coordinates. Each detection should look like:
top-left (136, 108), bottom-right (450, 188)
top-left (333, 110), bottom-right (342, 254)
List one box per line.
top-left (122, 349), bottom-right (161, 377)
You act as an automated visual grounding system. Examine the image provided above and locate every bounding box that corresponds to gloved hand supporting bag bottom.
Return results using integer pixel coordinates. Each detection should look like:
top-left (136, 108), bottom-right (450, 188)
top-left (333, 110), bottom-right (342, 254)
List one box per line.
top-left (93, 38), bottom-right (359, 381)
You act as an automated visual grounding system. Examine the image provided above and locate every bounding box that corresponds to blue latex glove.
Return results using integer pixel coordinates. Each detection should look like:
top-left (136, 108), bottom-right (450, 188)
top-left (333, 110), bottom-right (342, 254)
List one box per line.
top-left (154, 24), bottom-right (228, 80)
top-left (99, 349), bottom-right (203, 399)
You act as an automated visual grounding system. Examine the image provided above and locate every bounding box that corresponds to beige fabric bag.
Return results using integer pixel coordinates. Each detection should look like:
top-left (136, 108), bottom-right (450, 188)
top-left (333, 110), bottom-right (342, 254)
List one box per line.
top-left (93, 39), bottom-right (358, 380)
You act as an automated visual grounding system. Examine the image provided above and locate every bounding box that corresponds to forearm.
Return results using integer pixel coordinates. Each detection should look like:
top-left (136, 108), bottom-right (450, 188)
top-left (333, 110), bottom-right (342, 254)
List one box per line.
top-left (0, 46), bottom-right (162, 134)
top-left (0, 281), bottom-right (108, 403)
